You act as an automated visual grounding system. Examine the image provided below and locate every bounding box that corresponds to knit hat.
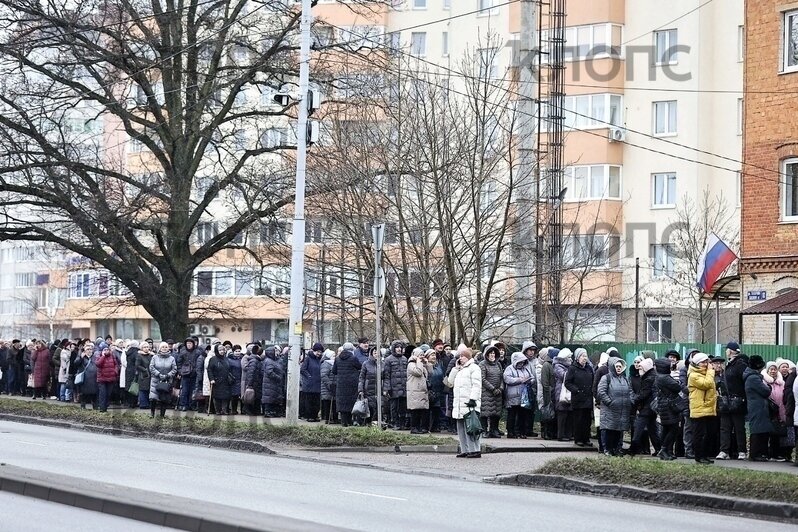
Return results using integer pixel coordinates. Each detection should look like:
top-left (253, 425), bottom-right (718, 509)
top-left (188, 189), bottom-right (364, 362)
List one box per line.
top-left (574, 347), bottom-right (588, 361)
top-left (342, 342), bottom-right (355, 352)
top-left (639, 358), bottom-right (655, 374)
top-left (456, 343), bottom-right (470, 356)
top-left (691, 353), bottom-right (710, 365)
top-left (598, 352), bottom-right (609, 367)
top-left (749, 355), bottom-right (765, 371)
top-left (557, 347), bottom-right (573, 359)
top-left (432, 339), bottom-right (444, 347)
top-left (418, 343), bottom-right (431, 353)
top-left (312, 342), bottom-right (324, 352)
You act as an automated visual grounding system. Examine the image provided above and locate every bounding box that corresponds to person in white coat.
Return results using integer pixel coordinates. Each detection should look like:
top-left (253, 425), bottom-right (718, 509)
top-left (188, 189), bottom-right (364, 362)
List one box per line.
top-left (58, 342), bottom-right (72, 401)
top-left (445, 345), bottom-right (483, 458)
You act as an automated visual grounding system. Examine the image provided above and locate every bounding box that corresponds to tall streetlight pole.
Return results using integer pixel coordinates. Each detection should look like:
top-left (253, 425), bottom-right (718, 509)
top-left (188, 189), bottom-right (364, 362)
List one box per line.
top-left (285, 0), bottom-right (313, 425)
top-left (372, 224), bottom-right (386, 428)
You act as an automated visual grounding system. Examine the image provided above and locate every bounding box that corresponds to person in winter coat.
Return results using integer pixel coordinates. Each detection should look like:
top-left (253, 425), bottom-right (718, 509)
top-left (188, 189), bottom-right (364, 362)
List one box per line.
top-left (503, 352), bottom-right (535, 439)
top-left (122, 341), bottom-right (139, 408)
top-left (30, 341), bottom-right (51, 399)
top-left (320, 349), bottom-right (338, 424)
top-left (445, 346), bottom-right (483, 458)
top-left (356, 348), bottom-right (381, 426)
top-left (227, 346), bottom-right (243, 415)
top-left (261, 346), bottom-right (285, 417)
top-left (427, 351), bottom-right (445, 432)
top-left (597, 356), bottom-right (632, 456)
top-left (744, 355), bottom-right (773, 461)
top-left (384, 341), bottom-right (408, 430)
top-left (719, 344), bottom-right (749, 460)
top-left (95, 347), bottom-right (119, 413)
top-left (148, 342), bottom-right (177, 418)
top-left (564, 348), bottom-right (595, 447)
top-left (193, 348), bottom-right (207, 413)
top-left (58, 342), bottom-right (71, 402)
top-left (655, 358), bottom-right (682, 460)
top-left (207, 344), bottom-right (232, 415)
top-left (539, 348), bottom-right (557, 440)
top-left (301, 343), bottom-right (324, 422)
top-left (175, 338), bottom-right (198, 411)
top-left (628, 357), bottom-right (660, 456)
top-left (406, 348), bottom-right (431, 434)
top-left (553, 348), bottom-right (573, 441)
top-left (762, 361), bottom-right (792, 460)
top-left (480, 346), bottom-right (504, 438)
top-left (687, 353), bottom-right (718, 464)
top-left (74, 345), bottom-right (98, 409)
top-left (135, 343), bottom-right (154, 409)
top-left (242, 345), bottom-right (264, 416)
top-left (332, 343), bottom-right (363, 427)
top-left (522, 341), bottom-right (539, 437)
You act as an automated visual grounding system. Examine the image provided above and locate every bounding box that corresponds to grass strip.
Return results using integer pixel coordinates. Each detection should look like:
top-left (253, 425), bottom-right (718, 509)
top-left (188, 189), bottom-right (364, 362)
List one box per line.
top-left (0, 397), bottom-right (453, 448)
top-left (535, 457), bottom-right (798, 504)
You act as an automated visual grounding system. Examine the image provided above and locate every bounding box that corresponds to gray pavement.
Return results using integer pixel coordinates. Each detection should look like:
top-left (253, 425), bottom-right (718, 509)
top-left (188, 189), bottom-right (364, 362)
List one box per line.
top-left (0, 491), bottom-right (179, 531)
top-left (0, 420), bottom-right (792, 532)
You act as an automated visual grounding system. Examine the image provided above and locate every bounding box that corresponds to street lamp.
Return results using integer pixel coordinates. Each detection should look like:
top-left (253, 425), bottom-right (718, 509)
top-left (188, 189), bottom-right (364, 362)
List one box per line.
top-left (372, 223), bottom-right (385, 428)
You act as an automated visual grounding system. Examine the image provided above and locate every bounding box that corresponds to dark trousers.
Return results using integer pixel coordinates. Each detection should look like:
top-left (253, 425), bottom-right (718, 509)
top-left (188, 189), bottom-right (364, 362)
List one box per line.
top-left (98, 382), bottom-right (114, 411)
top-left (429, 407), bottom-right (441, 431)
top-left (557, 410), bottom-right (572, 439)
top-left (720, 413), bottom-right (747, 455)
top-left (691, 416), bottom-right (714, 460)
top-left (299, 391), bottom-right (307, 418)
top-left (604, 429), bottom-right (623, 454)
top-left (304, 392), bottom-right (321, 420)
top-left (339, 411), bottom-right (353, 427)
top-left (230, 396), bottom-right (240, 415)
top-left (660, 423), bottom-right (679, 456)
top-left (321, 399), bottom-right (338, 422)
top-left (749, 432), bottom-right (769, 459)
top-left (80, 393), bottom-right (97, 409)
top-left (178, 376), bottom-right (195, 409)
top-left (409, 409), bottom-right (429, 432)
top-left (481, 414), bottom-right (501, 435)
top-left (572, 408), bottom-right (592, 444)
top-left (507, 406), bottom-right (529, 437)
top-left (630, 414), bottom-right (661, 454)
top-left (33, 386), bottom-right (47, 399)
top-left (150, 400), bottom-right (168, 418)
top-left (389, 397), bottom-right (407, 428)
top-left (213, 398), bottom-right (229, 415)
top-left (5, 366), bottom-right (15, 394)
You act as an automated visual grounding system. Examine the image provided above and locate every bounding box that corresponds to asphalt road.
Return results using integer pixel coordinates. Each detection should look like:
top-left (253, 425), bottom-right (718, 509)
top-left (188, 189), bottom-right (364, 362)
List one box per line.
top-left (0, 421), bottom-right (791, 532)
top-left (0, 491), bottom-right (179, 531)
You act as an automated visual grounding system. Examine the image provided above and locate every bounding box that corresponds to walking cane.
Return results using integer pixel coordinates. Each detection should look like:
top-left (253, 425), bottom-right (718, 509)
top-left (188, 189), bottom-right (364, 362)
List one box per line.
top-left (207, 382), bottom-right (213, 415)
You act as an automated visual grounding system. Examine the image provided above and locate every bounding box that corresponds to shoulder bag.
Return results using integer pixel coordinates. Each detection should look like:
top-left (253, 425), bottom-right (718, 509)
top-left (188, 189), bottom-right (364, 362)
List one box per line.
top-left (464, 407), bottom-right (482, 436)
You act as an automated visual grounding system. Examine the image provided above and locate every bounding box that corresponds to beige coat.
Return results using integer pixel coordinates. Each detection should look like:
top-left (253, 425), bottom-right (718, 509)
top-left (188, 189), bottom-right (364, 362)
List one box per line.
top-left (406, 359), bottom-right (430, 410)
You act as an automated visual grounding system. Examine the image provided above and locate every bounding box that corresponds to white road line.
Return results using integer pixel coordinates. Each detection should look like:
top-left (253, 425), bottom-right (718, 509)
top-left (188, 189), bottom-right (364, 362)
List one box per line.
top-left (149, 460), bottom-right (192, 469)
top-left (339, 490), bottom-right (407, 501)
top-left (14, 440), bottom-right (47, 447)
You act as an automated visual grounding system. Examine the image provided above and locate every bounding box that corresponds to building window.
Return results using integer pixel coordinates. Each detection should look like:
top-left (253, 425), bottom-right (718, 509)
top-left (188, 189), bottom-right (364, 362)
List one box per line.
top-left (737, 25), bottom-right (745, 63)
top-left (780, 314), bottom-right (798, 345)
top-left (196, 271), bottom-right (214, 296)
top-left (647, 315), bottom-right (672, 343)
top-left (195, 222), bottom-right (218, 245)
top-left (654, 29), bottom-right (678, 65)
top-left (413, 0), bottom-right (426, 9)
top-left (543, 93), bottom-right (623, 131)
top-left (783, 10), bottom-right (798, 73)
top-left (478, 0), bottom-right (497, 15)
top-left (564, 165), bottom-right (621, 200)
top-left (235, 269), bottom-right (255, 296)
top-left (442, 31), bottom-right (449, 57)
top-left (650, 244), bottom-right (675, 278)
top-left (15, 272), bottom-right (36, 288)
top-left (260, 127), bottom-right (288, 148)
top-left (69, 272), bottom-right (92, 298)
top-left (652, 172), bottom-right (676, 207)
top-left (444, 0), bottom-right (450, 9)
top-left (543, 24), bottom-right (622, 62)
top-left (737, 98), bottom-right (743, 136)
top-left (653, 100), bottom-right (677, 135)
top-left (479, 48), bottom-right (499, 79)
top-left (563, 234), bottom-right (620, 269)
top-left (410, 32), bottom-right (427, 56)
top-left (783, 158), bottom-right (798, 221)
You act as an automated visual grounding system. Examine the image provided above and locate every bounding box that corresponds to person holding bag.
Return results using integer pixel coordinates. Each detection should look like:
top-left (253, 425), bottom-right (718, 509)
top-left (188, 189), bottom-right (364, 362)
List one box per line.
top-left (75, 345), bottom-right (98, 410)
top-left (479, 345), bottom-right (504, 438)
top-left (554, 348), bottom-right (573, 441)
top-left (597, 356), bottom-right (633, 456)
top-left (565, 348), bottom-right (595, 447)
top-left (503, 352), bottom-right (534, 439)
top-left (149, 342), bottom-right (177, 418)
top-left (446, 345), bottom-right (483, 458)
top-left (95, 347), bottom-right (119, 413)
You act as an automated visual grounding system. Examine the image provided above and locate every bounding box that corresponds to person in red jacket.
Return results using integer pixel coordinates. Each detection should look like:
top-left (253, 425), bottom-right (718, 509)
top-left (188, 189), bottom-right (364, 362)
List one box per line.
top-left (95, 347), bottom-right (119, 412)
top-left (30, 341), bottom-right (51, 399)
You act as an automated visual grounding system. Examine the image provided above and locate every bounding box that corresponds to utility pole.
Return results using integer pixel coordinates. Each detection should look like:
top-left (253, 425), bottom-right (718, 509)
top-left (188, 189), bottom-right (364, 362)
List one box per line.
top-left (372, 224), bottom-right (386, 428)
top-left (518, 0), bottom-right (539, 342)
top-left (634, 257), bottom-right (640, 343)
top-left (285, 0), bottom-right (313, 425)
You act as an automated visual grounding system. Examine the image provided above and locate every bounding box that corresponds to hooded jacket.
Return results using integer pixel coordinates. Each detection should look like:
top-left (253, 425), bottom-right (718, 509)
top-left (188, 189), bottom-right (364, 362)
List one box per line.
top-left (149, 352), bottom-right (177, 400)
top-left (503, 352), bottom-right (534, 408)
top-left (687, 362), bottom-right (717, 418)
top-left (207, 347), bottom-right (232, 400)
top-left (445, 358), bottom-right (482, 419)
top-left (31, 346), bottom-right (51, 388)
top-left (261, 348), bottom-right (285, 405)
top-left (634, 358), bottom-right (657, 416)
top-left (479, 348), bottom-right (504, 417)
top-left (596, 357), bottom-right (632, 431)
top-left (384, 344), bottom-right (408, 399)
top-left (744, 367), bottom-right (774, 435)
top-left (332, 349), bottom-right (362, 414)
top-left (655, 358), bottom-right (683, 425)
top-left (320, 352), bottom-right (336, 401)
top-left (95, 350), bottom-right (119, 384)
top-left (406, 357), bottom-right (430, 410)
top-left (553, 349), bottom-right (572, 410)
top-left (564, 357), bottom-right (595, 410)
top-left (227, 351), bottom-right (243, 398)
top-left (300, 351), bottom-right (323, 394)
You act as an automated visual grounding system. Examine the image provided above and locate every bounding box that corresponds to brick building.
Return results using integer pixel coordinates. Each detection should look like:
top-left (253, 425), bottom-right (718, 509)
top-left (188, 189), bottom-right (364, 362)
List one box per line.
top-left (739, 0), bottom-right (798, 345)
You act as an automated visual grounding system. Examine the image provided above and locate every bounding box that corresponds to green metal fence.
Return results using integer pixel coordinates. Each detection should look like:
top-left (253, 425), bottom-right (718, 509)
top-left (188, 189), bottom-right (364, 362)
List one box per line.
top-left (581, 342), bottom-right (796, 367)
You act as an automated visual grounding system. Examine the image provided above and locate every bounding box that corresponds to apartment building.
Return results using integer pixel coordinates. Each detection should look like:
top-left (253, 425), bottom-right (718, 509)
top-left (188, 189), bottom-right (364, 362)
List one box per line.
top-left (739, 0), bottom-right (798, 345)
top-left (0, 0), bottom-right (745, 345)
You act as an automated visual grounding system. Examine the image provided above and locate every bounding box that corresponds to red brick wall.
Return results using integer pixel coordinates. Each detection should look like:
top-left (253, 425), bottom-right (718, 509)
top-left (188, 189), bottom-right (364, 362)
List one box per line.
top-left (742, 0), bottom-right (798, 270)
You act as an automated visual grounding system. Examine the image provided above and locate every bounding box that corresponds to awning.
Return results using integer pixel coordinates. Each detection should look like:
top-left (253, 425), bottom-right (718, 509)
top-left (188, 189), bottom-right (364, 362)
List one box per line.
top-left (741, 289), bottom-right (798, 315)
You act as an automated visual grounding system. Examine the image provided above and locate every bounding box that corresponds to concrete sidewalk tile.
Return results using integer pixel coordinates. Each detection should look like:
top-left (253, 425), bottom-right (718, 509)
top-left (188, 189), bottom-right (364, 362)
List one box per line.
top-left (102, 499), bottom-right (166, 526)
top-left (22, 481), bottom-right (50, 500)
top-left (163, 512), bottom-right (204, 531)
top-left (0, 477), bottom-right (26, 495)
top-left (47, 487), bottom-right (77, 507)
top-left (72, 492), bottom-right (107, 513)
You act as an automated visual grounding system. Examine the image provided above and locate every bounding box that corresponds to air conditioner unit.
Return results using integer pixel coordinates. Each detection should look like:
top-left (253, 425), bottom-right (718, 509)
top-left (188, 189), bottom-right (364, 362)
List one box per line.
top-left (608, 127), bottom-right (626, 143)
top-left (188, 324), bottom-right (199, 335)
top-left (200, 324), bottom-right (211, 335)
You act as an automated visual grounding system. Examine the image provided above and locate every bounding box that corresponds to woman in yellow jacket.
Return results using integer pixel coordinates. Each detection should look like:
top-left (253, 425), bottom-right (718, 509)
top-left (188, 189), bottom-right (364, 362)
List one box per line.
top-left (687, 353), bottom-right (718, 464)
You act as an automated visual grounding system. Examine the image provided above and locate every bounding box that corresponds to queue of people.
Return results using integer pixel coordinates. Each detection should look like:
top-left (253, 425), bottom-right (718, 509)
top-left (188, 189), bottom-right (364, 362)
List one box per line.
top-left (0, 336), bottom-right (796, 465)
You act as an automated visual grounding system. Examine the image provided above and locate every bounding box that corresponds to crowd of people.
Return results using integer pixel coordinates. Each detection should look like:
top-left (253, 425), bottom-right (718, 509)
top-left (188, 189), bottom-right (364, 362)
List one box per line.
top-left (0, 336), bottom-right (795, 464)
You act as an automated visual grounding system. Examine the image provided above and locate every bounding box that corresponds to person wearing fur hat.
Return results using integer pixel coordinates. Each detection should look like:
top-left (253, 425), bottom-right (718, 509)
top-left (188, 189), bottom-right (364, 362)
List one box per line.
top-left (565, 348), bottom-right (595, 447)
top-left (554, 348), bottom-right (573, 441)
top-left (300, 343), bottom-right (324, 422)
top-left (688, 353), bottom-right (717, 464)
top-left (745, 355), bottom-right (774, 461)
top-left (762, 361), bottom-right (792, 460)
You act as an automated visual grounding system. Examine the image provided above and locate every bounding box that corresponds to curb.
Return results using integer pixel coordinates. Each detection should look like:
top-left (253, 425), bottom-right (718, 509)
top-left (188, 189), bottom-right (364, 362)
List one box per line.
top-left (0, 413), bottom-right (275, 455)
top-left (483, 444), bottom-right (586, 454)
top-left (301, 444), bottom-right (459, 453)
top-left (0, 464), bottom-right (351, 532)
top-left (487, 473), bottom-right (798, 522)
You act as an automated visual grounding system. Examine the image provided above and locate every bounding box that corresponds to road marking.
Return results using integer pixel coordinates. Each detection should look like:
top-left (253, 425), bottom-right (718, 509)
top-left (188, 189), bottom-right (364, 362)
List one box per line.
top-left (15, 440), bottom-right (46, 447)
top-left (339, 490), bottom-right (407, 501)
top-left (150, 460), bottom-right (192, 469)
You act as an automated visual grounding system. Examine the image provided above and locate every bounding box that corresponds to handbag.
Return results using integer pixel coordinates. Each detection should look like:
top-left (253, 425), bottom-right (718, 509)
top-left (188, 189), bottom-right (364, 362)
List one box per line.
top-left (242, 387), bottom-right (255, 405)
top-left (464, 407), bottom-right (482, 436)
top-left (670, 395), bottom-right (689, 414)
top-left (27, 374), bottom-right (34, 388)
top-left (128, 379), bottom-right (139, 396)
top-left (520, 383), bottom-right (532, 409)
top-left (155, 380), bottom-right (171, 393)
top-left (74, 359), bottom-right (91, 385)
top-left (718, 373), bottom-right (745, 414)
top-left (539, 402), bottom-right (556, 421)
top-left (352, 397), bottom-right (370, 418)
top-left (558, 383), bottom-right (571, 404)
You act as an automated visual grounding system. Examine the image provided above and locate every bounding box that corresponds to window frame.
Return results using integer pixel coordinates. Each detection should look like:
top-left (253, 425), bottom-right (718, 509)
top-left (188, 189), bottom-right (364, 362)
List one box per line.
top-left (650, 243), bottom-right (675, 278)
top-left (782, 157), bottom-right (798, 222)
top-left (646, 315), bottom-right (673, 343)
top-left (779, 314), bottom-right (798, 345)
top-left (783, 9), bottom-right (798, 74)
top-left (651, 172), bottom-right (677, 208)
top-left (410, 31), bottom-right (427, 56)
top-left (412, 0), bottom-right (427, 9)
top-left (652, 100), bottom-right (678, 136)
top-left (653, 28), bottom-right (678, 66)
top-left (563, 164), bottom-right (622, 201)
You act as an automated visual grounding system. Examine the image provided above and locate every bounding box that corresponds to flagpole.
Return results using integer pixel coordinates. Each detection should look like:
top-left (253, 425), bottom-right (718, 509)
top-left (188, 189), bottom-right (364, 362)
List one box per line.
top-left (715, 291), bottom-right (720, 345)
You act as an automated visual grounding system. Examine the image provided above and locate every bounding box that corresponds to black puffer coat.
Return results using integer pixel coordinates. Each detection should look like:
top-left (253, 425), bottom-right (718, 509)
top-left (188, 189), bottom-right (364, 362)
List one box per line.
top-left (135, 352), bottom-right (153, 396)
top-left (384, 352), bottom-right (407, 399)
top-left (332, 349), bottom-right (362, 414)
top-left (564, 361), bottom-right (595, 410)
top-left (125, 347), bottom-right (138, 389)
top-left (227, 352), bottom-right (243, 398)
top-left (744, 367), bottom-right (773, 435)
top-left (207, 353), bottom-right (232, 401)
top-left (75, 355), bottom-right (98, 396)
top-left (261, 349), bottom-right (285, 405)
top-left (724, 354), bottom-right (749, 414)
top-left (655, 358), bottom-right (682, 426)
top-left (635, 367), bottom-right (657, 416)
top-left (243, 352), bottom-right (264, 400)
top-left (479, 357), bottom-right (504, 418)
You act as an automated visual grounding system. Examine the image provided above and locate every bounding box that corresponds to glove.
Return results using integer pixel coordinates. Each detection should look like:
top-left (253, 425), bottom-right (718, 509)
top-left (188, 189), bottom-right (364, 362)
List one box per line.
top-left (492, 388), bottom-right (502, 396)
top-left (466, 399), bottom-right (477, 408)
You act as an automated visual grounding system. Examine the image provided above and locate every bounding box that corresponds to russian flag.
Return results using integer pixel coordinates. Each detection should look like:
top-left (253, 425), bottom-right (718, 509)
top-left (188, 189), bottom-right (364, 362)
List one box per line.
top-left (696, 233), bottom-right (737, 293)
